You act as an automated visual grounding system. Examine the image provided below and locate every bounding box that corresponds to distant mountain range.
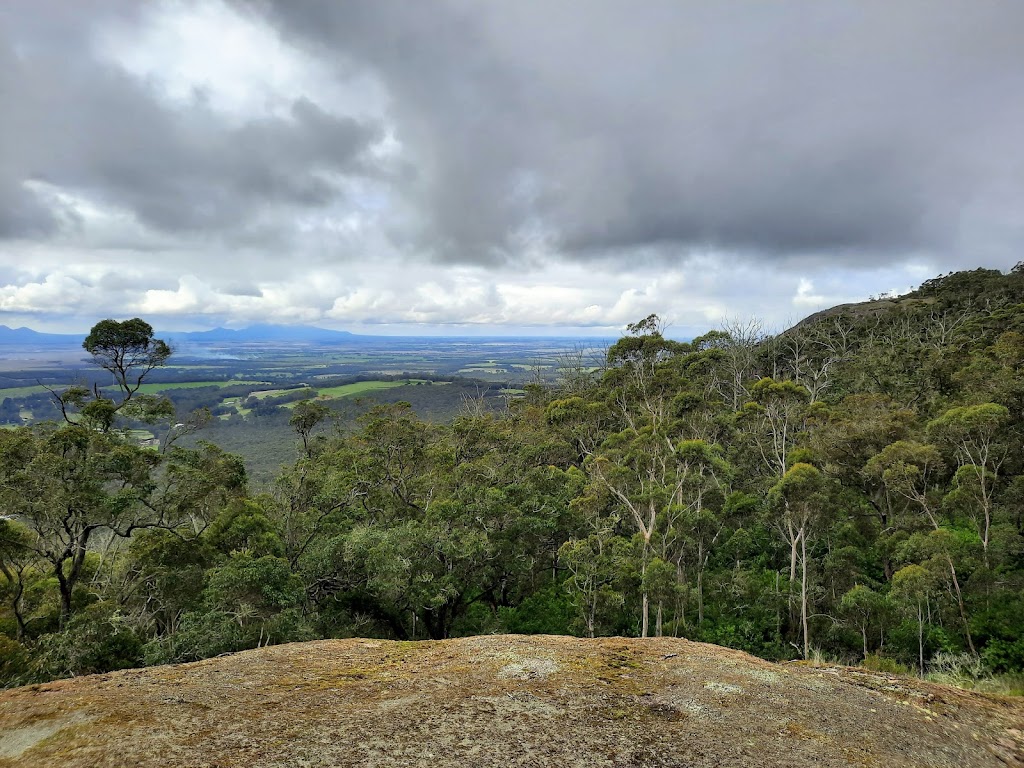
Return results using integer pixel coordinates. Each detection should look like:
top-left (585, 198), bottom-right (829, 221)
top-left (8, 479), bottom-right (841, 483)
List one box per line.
top-left (0, 324), bottom-right (608, 353)
top-left (0, 325), bottom-right (80, 346)
top-left (0, 324), bottom-right (362, 348)
top-left (162, 324), bottom-right (360, 344)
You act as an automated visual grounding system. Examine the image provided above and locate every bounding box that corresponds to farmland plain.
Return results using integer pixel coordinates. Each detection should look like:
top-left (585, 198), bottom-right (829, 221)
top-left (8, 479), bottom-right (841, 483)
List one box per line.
top-left (0, 330), bottom-right (609, 480)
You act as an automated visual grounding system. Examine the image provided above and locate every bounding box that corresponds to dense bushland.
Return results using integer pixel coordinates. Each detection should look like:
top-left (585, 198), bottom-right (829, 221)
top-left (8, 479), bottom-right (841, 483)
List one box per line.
top-left (2, 265), bottom-right (1023, 686)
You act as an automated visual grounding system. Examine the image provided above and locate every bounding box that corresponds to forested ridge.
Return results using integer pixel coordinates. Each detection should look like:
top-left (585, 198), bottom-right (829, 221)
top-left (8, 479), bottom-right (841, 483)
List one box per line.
top-left (2, 265), bottom-right (1024, 689)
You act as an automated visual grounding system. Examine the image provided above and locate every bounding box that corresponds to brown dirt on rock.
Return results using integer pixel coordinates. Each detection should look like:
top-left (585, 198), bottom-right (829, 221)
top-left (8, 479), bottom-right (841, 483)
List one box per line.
top-left (1, 635), bottom-right (1022, 767)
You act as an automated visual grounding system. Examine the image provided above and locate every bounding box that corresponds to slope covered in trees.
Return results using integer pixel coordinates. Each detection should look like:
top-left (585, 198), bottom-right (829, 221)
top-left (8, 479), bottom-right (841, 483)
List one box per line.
top-left (1, 265), bottom-right (1023, 687)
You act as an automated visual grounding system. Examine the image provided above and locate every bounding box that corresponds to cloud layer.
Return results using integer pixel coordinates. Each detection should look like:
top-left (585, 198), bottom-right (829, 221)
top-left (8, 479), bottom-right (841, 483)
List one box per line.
top-left (1, 1), bottom-right (1021, 334)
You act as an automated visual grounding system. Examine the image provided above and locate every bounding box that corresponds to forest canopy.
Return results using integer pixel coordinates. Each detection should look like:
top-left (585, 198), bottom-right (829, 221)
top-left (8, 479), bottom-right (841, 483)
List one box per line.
top-left (2, 266), bottom-right (1024, 686)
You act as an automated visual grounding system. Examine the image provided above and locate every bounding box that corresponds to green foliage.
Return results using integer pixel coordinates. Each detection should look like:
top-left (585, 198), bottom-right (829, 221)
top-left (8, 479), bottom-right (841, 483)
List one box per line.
top-left (33, 602), bottom-right (144, 679)
top-left (290, 399), bottom-right (333, 456)
top-left (54, 318), bottom-right (176, 433)
top-left (3, 284), bottom-right (1024, 684)
top-left (606, 314), bottom-right (688, 367)
top-left (82, 318), bottom-right (172, 394)
top-left (861, 652), bottom-right (913, 675)
top-left (127, 529), bottom-right (212, 634)
top-left (499, 583), bottom-right (574, 635)
top-left (204, 552), bottom-right (302, 617)
top-left (981, 638), bottom-right (1024, 674)
top-left (206, 500), bottom-right (284, 557)
top-left (143, 551), bottom-right (313, 663)
top-left (0, 635), bottom-right (30, 687)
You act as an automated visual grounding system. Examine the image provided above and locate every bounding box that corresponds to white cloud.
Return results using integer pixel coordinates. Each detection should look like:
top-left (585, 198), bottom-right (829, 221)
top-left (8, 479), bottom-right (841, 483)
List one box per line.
top-left (94, 0), bottom-right (387, 124)
top-left (0, 272), bottom-right (89, 312)
top-left (793, 278), bottom-right (826, 308)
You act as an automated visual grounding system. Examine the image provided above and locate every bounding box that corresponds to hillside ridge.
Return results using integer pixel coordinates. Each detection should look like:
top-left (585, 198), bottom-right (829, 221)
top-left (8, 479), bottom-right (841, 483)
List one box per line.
top-left (790, 265), bottom-right (1024, 331)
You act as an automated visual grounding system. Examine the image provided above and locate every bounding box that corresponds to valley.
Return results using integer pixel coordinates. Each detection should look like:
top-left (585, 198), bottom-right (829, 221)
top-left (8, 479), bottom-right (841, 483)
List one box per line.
top-left (0, 330), bottom-right (608, 479)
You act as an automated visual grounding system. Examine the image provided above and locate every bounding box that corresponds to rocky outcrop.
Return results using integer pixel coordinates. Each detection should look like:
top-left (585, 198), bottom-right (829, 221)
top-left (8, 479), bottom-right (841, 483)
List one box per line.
top-left (1, 635), bottom-right (1022, 767)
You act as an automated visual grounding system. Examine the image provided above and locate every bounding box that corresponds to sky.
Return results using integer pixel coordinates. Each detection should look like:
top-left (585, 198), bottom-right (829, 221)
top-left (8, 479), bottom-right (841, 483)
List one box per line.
top-left (1, 1), bottom-right (1022, 338)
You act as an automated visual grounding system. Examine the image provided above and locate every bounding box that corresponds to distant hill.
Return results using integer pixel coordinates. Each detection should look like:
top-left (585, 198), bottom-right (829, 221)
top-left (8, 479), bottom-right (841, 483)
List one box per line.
top-left (791, 265), bottom-right (1024, 332)
top-left (768, 264), bottom-right (1024, 410)
top-left (163, 324), bottom-right (361, 344)
top-left (1, 635), bottom-right (1021, 767)
top-left (0, 324), bottom-right (363, 350)
top-left (0, 325), bottom-right (79, 347)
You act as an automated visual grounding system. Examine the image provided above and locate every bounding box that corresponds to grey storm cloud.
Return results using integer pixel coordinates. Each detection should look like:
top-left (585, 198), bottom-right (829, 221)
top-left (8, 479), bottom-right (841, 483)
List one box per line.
top-left (1, 0), bottom-right (1023, 275)
top-left (249, 0), bottom-right (1024, 266)
top-left (0, 179), bottom-right (57, 238)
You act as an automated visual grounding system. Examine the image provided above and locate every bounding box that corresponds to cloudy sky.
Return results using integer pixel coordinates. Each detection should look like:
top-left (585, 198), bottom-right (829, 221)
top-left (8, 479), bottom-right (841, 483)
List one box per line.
top-left (1, 1), bottom-right (1022, 337)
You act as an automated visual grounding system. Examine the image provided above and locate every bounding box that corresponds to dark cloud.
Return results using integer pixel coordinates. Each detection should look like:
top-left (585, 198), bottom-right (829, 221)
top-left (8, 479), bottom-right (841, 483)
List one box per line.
top-left (0, 180), bottom-right (57, 238)
top-left (216, 281), bottom-right (264, 298)
top-left (251, 0), bottom-right (1024, 267)
top-left (2, 0), bottom-right (1022, 282)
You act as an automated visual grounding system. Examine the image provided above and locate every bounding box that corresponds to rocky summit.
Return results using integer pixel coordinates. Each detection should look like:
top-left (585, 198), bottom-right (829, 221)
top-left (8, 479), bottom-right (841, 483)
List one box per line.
top-left (1, 635), bottom-right (1022, 767)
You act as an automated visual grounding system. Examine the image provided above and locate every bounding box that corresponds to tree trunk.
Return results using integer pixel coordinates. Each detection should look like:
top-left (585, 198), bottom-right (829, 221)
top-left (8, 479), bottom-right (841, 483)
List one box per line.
top-left (697, 567), bottom-right (705, 625)
top-left (0, 563), bottom-right (26, 640)
top-left (789, 526), bottom-right (799, 583)
top-left (54, 535), bottom-right (92, 629)
top-left (947, 558), bottom-right (976, 655)
top-left (801, 534), bottom-right (810, 660)
top-left (57, 572), bottom-right (73, 629)
top-left (640, 552), bottom-right (649, 638)
top-left (917, 605), bottom-right (925, 675)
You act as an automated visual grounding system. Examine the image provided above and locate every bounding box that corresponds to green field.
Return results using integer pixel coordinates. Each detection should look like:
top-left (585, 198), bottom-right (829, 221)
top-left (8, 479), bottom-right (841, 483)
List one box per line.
top-left (249, 386), bottom-right (314, 399)
top-left (249, 378), bottom-right (447, 409)
top-left (134, 380), bottom-right (269, 394)
top-left (315, 380), bottom-right (412, 398)
top-left (221, 396), bottom-right (252, 416)
top-left (220, 380), bottom-right (438, 412)
top-left (0, 385), bottom-right (48, 398)
top-left (0, 380), bottom-right (271, 398)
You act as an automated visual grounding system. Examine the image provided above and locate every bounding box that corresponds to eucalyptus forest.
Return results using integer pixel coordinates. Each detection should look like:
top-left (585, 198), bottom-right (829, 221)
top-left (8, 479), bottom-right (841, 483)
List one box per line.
top-left (2, 266), bottom-right (1023, 688)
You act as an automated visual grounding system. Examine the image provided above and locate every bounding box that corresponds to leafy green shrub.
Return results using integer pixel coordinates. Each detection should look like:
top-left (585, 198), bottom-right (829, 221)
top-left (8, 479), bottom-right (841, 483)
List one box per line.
top-left (143, 610), bottom-right (244, 664)
top-left (145, 606), bottom-right (315, 665)
top-left (698, 620), bottom-right (791, 661)
top-left (0, 634), bottom-right (30, 687)
top-left (32, 602), bottom-right (144, 679)
top-left (497, 584), bottom-right (574, 635)
top-left (982, 638), bottom-right (1024, 674)
top-left (205, 500), bottom-right (284, 557)
top-left (861, 653), bottom-right (913, 675)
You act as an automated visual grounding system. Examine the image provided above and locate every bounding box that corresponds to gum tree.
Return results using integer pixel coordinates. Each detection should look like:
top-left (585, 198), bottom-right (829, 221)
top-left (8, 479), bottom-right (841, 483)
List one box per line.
top-left (55, 318), bottom-right (173, 432)
top-left (768, 462), bottom-right (830, 659)
top-left (0, 424), bottom-right (161, 625)
top-left (0, 320), bottom-right (228, 627)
